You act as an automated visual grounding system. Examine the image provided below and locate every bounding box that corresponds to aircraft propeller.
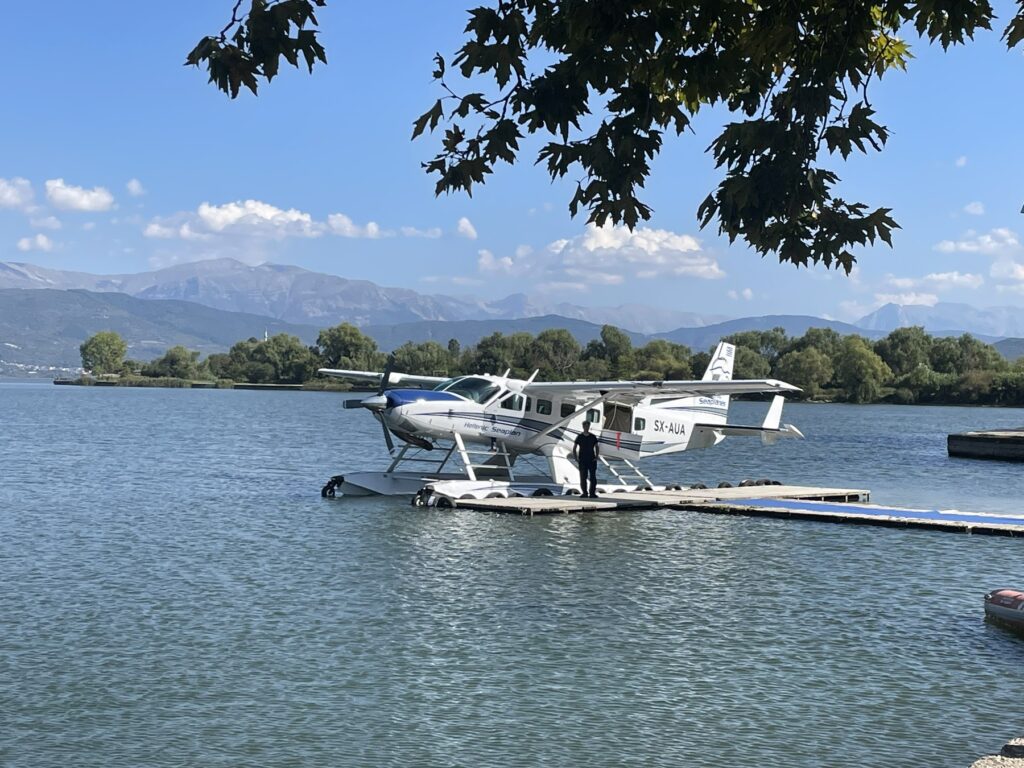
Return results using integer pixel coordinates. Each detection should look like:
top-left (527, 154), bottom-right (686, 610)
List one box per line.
top-left (341, 356), bottom-right (394, 411)
top-left (340, 356), bottom-right (431, 454)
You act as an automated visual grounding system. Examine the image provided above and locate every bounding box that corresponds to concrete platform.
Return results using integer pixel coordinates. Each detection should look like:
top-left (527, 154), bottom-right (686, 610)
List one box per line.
top-left (948, 429), bottom-right (1024, 461)
top-left (450, 485), bottom-right (1024, 536)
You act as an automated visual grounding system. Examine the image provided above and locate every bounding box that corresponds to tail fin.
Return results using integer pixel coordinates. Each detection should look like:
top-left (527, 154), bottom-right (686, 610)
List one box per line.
top-left (703, 342), bottom-right (735, 382)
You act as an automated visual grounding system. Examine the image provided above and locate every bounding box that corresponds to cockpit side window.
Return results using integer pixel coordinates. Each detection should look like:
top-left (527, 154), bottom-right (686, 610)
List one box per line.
top-left (437, 376), bottom-right (501, 403)
top-left (500, 394), bottom-right (525, 411)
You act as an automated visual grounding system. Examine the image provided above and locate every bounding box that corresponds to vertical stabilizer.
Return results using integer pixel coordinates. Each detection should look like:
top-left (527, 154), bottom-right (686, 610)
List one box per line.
top-left (703, 342), bottom-right (736, 382)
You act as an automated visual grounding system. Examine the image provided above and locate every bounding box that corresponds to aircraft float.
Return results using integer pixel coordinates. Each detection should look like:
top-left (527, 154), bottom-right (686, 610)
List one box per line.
top-left (319, 342), bottom-right (803, 499)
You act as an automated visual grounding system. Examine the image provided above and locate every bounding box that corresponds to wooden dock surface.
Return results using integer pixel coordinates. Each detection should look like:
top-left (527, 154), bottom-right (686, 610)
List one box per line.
top-left (450, 485), bottom-right (1024, 536)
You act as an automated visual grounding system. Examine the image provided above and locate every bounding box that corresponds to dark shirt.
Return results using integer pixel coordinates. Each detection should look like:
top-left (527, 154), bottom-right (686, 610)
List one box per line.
top-left (574, 432), bottom-right (600, 465)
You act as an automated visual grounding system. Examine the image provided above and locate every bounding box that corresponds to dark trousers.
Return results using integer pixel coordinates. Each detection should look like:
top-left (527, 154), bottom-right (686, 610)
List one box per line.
top-left (579, 461), bottom-right (597, 497)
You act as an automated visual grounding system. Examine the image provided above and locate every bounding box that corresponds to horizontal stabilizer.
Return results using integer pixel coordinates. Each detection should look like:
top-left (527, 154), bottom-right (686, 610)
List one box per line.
top-left (691, 421), bottom-right (804, 448)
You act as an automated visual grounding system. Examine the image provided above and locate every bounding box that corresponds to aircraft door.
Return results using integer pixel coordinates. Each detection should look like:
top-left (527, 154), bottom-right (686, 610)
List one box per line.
top-left (603, 403), bottom-right (633, 433)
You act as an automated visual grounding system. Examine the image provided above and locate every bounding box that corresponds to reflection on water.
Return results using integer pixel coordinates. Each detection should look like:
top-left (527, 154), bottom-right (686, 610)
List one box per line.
top-left (1, 384), bottom-right (1022, 767)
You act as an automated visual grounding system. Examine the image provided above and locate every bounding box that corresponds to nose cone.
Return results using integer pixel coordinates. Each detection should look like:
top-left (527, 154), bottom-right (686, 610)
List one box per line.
top-left (360, 394), bottom-right (388, 411)
top-left (385, 403), bottom-right (421, 433)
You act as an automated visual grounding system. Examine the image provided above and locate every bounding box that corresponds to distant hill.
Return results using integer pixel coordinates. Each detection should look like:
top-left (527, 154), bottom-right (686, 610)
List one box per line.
top-left (362, 315), bottom-right (646, 351)
top-left (0, 259), bottom-right (721, 334)
top-left (856, 302), bottom-right (1024, 338)
top-left (3, 285), bottom-right (1019, 372)
top-left (995, 338), bottom-right (1024, 362)
top-left (0, 289), bottom-right (319, 368)
top-left (656, 315), bottom-right (875, 349)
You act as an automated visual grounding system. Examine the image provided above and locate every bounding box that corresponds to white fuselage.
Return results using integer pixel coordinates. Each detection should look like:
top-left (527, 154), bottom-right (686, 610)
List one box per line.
top-left (378, 379), bottom-right (730, 462)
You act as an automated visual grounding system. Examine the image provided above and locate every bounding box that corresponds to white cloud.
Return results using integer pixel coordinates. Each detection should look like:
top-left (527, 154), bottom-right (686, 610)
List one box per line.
top-left (400, 225), bottom-right (442, 238)
top-left (30, 215), bottom-right (61, 230)
top-left (963, 201), bottom-right (985, 216)
top-left (16, 233), bottom-right (54, 252)
top-left (839, 300), bottom-right (874, 320)
top-left (82, 222), bottom-right (96, 231)
top-left (45, 178), bottom-right (114, 211)
top-left (536, 281), bottom-right (588, 293)
top-left (566, 269), bottom-right (624, 285)
top-left (144, 222), bottom-right (177, 239)
top-left (421, 274), bottom-right (483, 287)
top-left (477, 249), bottom-right (514, 273)
top-left (925, 271), bottom-right (984, 289)
top-left (201, 200), bottom-right (321, 238)
top-left (934, 227), bottom-right (1020, 255)
top-left (884, 271), bottom-right (983, 291)
top-left (728, 288), bottom-right (754, 300)
top-left (457, 216), bottom-right (478, 240)
top-left (885, 275), bottom-right (917, 290)
top-left (0, 177), bottom-right (33, 210)
top-left (990, 260), bottom-right (1024, 282)
top-left (326, 212), bottom-right (389, 239)
top-left (145, 200), bottom-right (404, 243)
top-left (955, 156), bottom-right (967, 168)
top-left (178, 222), bottom-right (212, 241)
top-left (475, 223), bottom-right (723, 287)
top-left (547, 222), bottom-right (724, 281)
top-left (874, 292), bottom-right (939, 306)
top-left (126, 178), bottom-right (145, 197)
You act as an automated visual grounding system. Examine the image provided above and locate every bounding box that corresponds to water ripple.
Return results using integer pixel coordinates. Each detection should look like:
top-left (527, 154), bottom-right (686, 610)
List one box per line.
top-left (1, 384), bottom-right (1023, 767)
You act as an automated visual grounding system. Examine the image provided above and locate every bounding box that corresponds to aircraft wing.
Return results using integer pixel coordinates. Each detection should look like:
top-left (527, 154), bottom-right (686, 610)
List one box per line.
top-left (317, 368), bottom-right (449, 388)
top-left (523, 378), bottom-right (800, 403)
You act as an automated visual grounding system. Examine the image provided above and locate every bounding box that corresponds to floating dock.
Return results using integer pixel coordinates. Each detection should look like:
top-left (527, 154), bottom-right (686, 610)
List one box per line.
top-left (448, 484), bottom-right (1024, 536)
top-left (948, 429), bottom-right (1024, 461)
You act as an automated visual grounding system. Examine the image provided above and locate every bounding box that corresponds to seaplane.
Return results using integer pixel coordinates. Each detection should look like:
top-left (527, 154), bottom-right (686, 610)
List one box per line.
top-left (318, 342), bottom-right (804, 500)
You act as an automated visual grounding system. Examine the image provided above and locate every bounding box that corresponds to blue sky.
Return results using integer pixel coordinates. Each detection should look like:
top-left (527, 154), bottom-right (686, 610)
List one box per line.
top-left (1, 1), bottom-right (1023, 321)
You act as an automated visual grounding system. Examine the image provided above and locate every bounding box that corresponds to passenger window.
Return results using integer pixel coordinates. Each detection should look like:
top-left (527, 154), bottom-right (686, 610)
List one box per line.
top-left (634, 417), bottom-right (646, 431)
top-left (525, 397), bottom-right (532, 412)
top-left (587, 409), bottom-right (601, 424)
top-left (500, 394), bottom-right (524, 411)
top-left (537, 399), bottom-right (552, 416)
top-left (560, 403), bottom-right (575, 418)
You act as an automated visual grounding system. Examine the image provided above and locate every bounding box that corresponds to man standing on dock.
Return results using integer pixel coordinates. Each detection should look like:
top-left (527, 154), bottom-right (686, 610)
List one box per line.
top-left (573, 421), bottom-right (600, 498)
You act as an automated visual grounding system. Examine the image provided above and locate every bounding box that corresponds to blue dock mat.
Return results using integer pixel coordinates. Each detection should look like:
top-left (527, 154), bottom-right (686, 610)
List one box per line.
top-left (733, 498), bottom-right (1024, 528)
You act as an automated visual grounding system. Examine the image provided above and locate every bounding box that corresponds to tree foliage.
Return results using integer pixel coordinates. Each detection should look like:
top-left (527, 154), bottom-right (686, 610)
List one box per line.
top-left (835, 335), bottom-right (891, 403)
top-left (774, 347), bottom-right (833, 397)
top-left (195, 1), bottom-right (1023, 271)
top-left (874, 325), bottom-right (931, 376)
top-left (317, 322), bottom-right (386, 369)
top-left (143, 345), bottom-right (201, 380)
top-left (391, 340), bottom-right (452, 377)
top-left (80, 331), bottom-right (128, 375)
top-left (187, 0), bottom-right (327, 98)
top-left (124, 318), bottom-right (1024, 405)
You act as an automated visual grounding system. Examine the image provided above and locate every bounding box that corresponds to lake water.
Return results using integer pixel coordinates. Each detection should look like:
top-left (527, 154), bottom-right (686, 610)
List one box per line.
top-left (1, 382), bottom-right (1022, 767)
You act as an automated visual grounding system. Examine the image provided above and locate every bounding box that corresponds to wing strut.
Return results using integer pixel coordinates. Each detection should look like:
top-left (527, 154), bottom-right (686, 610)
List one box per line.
top-left (526, 393), bottom-right (611, 445)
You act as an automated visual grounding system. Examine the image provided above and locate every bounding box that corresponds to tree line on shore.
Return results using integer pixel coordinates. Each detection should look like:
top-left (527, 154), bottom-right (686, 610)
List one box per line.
top-left (78, 322), bottom-right (1024, 405)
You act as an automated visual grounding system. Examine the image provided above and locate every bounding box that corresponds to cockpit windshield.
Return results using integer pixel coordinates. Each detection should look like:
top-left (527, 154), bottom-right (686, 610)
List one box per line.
top-left (432, 376), bottom-right (501, 403)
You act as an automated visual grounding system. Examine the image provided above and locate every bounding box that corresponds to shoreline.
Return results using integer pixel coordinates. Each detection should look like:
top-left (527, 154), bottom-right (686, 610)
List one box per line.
top-left (50, 376), bottom-right (360, 392)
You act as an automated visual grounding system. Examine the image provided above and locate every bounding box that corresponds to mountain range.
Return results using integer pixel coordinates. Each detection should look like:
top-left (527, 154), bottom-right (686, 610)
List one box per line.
top-left (2, 259), bottom-right (1024, 370)
top-left (0, 259), bottom-right (723, 334)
